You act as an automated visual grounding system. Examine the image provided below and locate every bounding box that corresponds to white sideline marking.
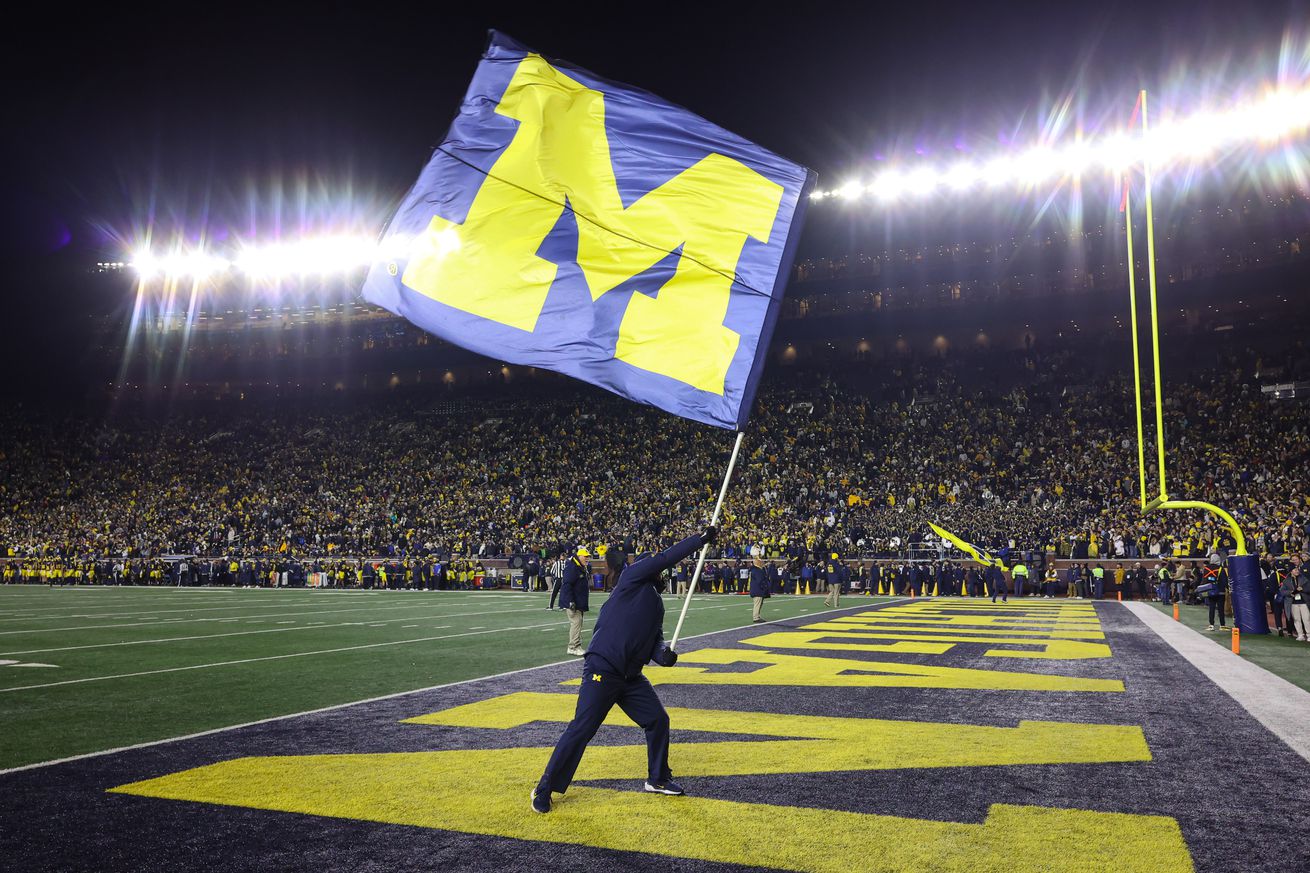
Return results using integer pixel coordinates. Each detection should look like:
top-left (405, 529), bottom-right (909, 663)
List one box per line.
top-left (0, 600), bottom-right (513, 636)
top-left (0, 601), bottom-right (889, 775)
top-left (1124, 602), bottom-right (1310, 764)
top-left (0, 589), bottom-right (537, 621)
top-left (0, 599), bottom-right (347, 622)
top-left (0, 596), bottom-right (456, 625)
top-left (0, 592), bottom-right (610, 652)
top-left (0, 622), bottom-right (565, 695)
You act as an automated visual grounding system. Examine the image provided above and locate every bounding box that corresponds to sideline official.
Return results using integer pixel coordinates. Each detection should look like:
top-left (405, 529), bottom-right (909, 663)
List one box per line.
top-left (749, 556), bottom-right (769, 622)
top-left (560, 547), bottom-right (592, 656)
top-left (823, 553), bottom-right (842, 608)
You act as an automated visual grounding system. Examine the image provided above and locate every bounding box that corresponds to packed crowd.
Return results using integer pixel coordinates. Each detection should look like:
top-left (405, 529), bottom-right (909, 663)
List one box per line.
top-left (2, 334), bottom-right (1309, 574)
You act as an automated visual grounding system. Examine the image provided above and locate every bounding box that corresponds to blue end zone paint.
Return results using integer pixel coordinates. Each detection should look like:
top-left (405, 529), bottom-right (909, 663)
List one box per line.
top-left (0, 601), bottom-right (1307, 872)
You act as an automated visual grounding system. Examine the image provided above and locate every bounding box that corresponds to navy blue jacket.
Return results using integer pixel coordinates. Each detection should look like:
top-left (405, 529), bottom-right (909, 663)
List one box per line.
top-left (560, 555), bottom-right (590, 613)
top-left (748, 564), bottom-right (770, 598)
top-left (585, 533), bottom-right (706, 679)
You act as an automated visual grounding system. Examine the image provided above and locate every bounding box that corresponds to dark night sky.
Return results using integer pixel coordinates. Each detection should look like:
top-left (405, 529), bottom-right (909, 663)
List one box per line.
top-left (0, 1), bottom-right (1303, 291)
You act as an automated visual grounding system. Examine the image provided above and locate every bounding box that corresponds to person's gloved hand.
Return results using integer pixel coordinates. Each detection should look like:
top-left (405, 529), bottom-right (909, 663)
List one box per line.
top-left (703, 525), bottom-right (718, 545)
top-left (654, 645), bottom-right (678, 667)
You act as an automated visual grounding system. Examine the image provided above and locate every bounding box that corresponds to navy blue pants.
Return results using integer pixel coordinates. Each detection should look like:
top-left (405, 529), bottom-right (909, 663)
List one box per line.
top-left (539, 667), bottom-right (671, 794)
top-left (1208, 596), bottom-right (1227, 627)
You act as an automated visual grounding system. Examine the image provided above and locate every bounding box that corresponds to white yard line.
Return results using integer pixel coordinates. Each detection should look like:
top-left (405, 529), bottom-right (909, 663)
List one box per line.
top-left (0, 621), bottom-right (570, 695)
top-left (0, 590), bottom-right (511, 621)
top-left (1123, 602), bottom-right (1310, 765)
top-left (0, 605), bottom-right (567, 656)
top-left (0, 601), bottom-right (885, 775)
top-left (0, 599), bottom-right (544, 637)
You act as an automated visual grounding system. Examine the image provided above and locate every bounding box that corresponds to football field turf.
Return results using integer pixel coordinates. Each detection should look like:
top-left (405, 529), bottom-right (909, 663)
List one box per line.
top-left (1148, 599), bottom-right (1310, 692)
top-left (0, 585), bottom-right (869, 771)
top-left (3, 590), bottom-right (1308, 872)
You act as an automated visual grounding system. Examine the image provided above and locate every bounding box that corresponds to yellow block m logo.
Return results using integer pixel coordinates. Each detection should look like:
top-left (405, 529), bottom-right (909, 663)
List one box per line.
top-left (401, 54), bottom-right (785, 394)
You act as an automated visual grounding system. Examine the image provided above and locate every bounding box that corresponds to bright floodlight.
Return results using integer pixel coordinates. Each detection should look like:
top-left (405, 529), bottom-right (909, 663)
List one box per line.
top-left (129, 249), bottom-right (159, 279)
top-left (810, 83), bottom-right (1310, 203)
top-left (904, 166), bottom-right (938, 196)
top-left (1017, 148), bottom-right (1061, 186)
top-left (980, 155), bottom-right (1017, 187)
top-left (129, 248), bottom-right (229, 280)
top-left (944, 162), bottom-right (979, 190)
top-left (129, 232), bottom-right (410, 282)
top-left (235, 236), bottom-right (375, 277)
top-left (836, 180), bottom-right (865, 200)
top-left (870, 171), bottom-right (905, 201)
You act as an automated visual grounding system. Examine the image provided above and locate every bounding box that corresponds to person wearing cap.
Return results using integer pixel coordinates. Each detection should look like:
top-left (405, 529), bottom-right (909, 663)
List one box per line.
top-left (1199, 557), bottom-right (1229, 631)
top-left (823, 552), bottom-right (842, 609)
top-left (1043, 563), bottom-right (1059, 598)
top-left (749, 556), bottom-right (770, 622)
top-left (532, 526), bottom-right (717, 814)
top-left (1282, 554), bottom-right (1310, 641)
top-left (560, 546), bottom-right (592, 656)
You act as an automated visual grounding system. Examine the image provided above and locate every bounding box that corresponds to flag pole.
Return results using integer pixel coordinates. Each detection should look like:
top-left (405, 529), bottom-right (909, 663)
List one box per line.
top-left (669, 430), bottom-right (745, 650)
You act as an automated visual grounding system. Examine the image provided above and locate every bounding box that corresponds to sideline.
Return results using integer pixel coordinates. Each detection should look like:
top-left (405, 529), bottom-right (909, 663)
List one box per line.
top-left (0, 622), bottom-right (571, 694)
top-left (0, 604), bottom-right (570, 656)
top-left (0, 590), bottom-right (542, 621)
top-left (0, 599), bottom-right (546, 637)
top-left (0, 599), bottom-right (901, 776)
top-left (1124, 601), bottom-right (1310, 764)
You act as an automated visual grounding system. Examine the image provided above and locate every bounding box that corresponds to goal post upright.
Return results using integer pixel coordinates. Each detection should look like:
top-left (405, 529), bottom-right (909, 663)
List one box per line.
top-left (1125, 90), bottom-right (1266, 633)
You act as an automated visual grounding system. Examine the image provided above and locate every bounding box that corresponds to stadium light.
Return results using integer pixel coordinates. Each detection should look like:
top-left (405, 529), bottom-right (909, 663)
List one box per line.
top-left (121, 80), bottom-right (1310, 272)
top-left (129, 233), bottom-right (393, 282)
top-left (810, 84), bottom-right (1310, 204)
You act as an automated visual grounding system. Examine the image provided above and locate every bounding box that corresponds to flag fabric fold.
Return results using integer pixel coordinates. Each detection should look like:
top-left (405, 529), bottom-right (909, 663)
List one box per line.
top-left (928, 522), bottom-right (1000, 567)
top-left (361, 30), bottom-right (814, 429)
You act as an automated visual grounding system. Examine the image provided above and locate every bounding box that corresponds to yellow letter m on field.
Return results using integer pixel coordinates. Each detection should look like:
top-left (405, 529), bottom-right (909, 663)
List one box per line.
top-left (401, 54), bottom-right (785, 395)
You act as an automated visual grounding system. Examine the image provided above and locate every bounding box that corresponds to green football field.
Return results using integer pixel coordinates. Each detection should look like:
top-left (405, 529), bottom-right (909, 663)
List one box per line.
top-left (1149, 600), bottom-right (1310, 692)
top-left (0, 586), bottom-right (885, 771)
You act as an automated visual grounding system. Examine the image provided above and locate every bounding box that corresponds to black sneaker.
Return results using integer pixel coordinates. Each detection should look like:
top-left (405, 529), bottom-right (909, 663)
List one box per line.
top-left (644, 779), bottom-right (685, 795)
top-left (531, 787), bottom-right (551, 813)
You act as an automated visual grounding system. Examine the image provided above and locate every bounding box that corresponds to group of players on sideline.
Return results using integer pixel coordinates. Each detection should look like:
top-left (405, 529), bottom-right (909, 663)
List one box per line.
top-left (7, 544), bottom-right (1309, 642)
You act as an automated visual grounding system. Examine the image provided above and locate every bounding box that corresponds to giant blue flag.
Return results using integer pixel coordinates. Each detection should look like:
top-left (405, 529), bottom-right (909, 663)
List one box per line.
top-left (361, 31), bottom-right (815, 429)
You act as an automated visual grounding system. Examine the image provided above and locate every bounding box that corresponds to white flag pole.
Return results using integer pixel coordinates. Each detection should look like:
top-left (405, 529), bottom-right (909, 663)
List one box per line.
top-left (669, 430), bottom-right (745, 650)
